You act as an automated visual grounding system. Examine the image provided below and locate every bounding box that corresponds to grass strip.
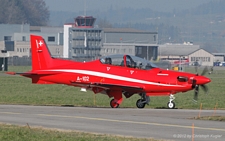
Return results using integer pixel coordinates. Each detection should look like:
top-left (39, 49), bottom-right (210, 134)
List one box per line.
top-left (0, 123), bottom-right (162, 141)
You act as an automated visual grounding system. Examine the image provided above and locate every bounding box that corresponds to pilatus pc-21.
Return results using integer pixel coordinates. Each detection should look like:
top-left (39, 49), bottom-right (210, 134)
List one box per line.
top-left (8, 35), bottom-right (211, 109)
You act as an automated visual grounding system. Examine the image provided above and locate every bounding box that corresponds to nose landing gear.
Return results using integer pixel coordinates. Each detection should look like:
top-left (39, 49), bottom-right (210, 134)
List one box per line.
top-left (167, 94), bottom-right (175, 109)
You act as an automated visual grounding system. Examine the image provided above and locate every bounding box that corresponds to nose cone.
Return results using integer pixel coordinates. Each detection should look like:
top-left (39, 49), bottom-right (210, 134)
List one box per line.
top-left (195, 76), bottom-right (211, 85)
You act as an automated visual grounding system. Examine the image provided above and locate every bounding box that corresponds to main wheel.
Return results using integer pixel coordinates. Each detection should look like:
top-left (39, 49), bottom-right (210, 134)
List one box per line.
top-left (110, 99), bottom-right (119, 108)
top-left (167, 101), bottom-right (175, 109)
top-left (136, 99), bottom-right (146, 109)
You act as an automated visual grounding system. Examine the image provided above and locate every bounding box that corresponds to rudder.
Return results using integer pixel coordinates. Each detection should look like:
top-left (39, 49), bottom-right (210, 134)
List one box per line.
top-left (30, 35), bottom-right (53, 70)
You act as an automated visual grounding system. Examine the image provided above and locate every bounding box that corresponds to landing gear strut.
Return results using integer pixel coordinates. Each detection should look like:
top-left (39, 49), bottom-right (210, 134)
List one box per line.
top-left (136, 93), bottom-right (150, 109)
top-left (167, 94), bottom-right (175, 109)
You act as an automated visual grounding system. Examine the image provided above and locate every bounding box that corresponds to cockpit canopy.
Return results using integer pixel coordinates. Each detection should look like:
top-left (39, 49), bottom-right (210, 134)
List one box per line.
top-left (100, 54), bottom-right (158, 70)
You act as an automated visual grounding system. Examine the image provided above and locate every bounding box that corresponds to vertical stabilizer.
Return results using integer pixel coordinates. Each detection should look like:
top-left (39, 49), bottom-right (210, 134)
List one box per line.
top-left (30, 35), bottom-right (53, 70)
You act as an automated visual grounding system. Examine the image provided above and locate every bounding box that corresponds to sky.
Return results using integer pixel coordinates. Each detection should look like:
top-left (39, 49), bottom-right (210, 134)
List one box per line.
top-left (44, 0), bottom-right (212, 13)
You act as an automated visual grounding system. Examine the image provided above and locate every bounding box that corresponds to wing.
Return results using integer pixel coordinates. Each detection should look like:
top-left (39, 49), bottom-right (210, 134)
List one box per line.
top-left (93, 83), bottom-right (143, 92)
top-left (70, 81), bottom-right (144, 98)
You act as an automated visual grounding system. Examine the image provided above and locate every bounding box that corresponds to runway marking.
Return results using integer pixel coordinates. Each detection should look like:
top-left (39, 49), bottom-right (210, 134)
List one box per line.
top-left (0, 112), bottom-right (21, 115)
top-left (1, 111), bottom-right (224, 132)
top-left (37, 114), bottom-right (225, 132)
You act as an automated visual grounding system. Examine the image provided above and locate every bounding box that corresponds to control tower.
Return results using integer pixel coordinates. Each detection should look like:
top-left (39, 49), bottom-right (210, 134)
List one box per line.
top-left (74, 16), bottom-right (96, 28)
top-left (64, 16), bottom-right (101, 60)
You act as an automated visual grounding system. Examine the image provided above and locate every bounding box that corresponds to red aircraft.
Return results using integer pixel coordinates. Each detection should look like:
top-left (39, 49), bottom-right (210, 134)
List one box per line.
top-left (8, 35), bottom-right (211, 109)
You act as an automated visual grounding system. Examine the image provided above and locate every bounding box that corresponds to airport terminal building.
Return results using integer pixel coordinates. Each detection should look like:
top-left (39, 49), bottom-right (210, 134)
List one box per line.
top-left (63, 16), bottom-right (158, 61)
top-left (0, 16), bottom-right (159, 65)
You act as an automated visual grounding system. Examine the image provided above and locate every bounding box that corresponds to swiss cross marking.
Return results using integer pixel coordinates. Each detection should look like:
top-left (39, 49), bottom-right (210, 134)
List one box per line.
top-left (39, 41), bottom-right (43, 46)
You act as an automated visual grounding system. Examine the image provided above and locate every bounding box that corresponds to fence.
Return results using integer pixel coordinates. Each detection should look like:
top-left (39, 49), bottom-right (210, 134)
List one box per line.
top-left (8, 56), bottom-right (31, 66)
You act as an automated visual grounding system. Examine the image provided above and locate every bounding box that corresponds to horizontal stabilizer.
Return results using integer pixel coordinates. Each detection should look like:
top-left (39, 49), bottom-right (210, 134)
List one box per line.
top-left (6, 72), bottom-right (16, 75)
top-left (6, 72), bottom-right (37, 76)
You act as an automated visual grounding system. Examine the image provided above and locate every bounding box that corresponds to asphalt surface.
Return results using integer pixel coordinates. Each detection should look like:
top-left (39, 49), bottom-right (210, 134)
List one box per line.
top-left (0, 105), bottom-right (224, 141)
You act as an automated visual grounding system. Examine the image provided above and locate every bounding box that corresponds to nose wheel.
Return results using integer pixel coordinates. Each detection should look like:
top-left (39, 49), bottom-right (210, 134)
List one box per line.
top-left (167, 94), bottom-right (176, 109)
top-left (167, 101), bottom-right (175, 109)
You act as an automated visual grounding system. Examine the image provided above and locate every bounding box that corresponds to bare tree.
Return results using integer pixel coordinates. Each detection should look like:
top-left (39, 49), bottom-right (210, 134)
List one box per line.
top-left (96, 18), bottom-right (113, 28)
top-left (0, 0), bottom-right (49, 26)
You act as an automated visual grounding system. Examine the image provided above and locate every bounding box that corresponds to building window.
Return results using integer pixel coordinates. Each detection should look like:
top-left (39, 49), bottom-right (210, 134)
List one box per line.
top-left (138, 47), bottom-right (142, 54)
top-left (22, 36), bottom-right (26, 41)
top-left (48, 36), bottom-right (55, 42)
top-left (4, 36), bottom-right (12, 41)
top-left (191, 57), bottom-right (211, 62)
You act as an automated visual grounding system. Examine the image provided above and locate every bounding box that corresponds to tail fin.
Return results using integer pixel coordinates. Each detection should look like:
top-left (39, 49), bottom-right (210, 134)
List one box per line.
top-left (30, 35), bottom-right (53, 70)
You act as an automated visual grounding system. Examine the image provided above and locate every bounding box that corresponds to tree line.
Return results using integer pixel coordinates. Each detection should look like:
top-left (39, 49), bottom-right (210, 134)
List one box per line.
top-left (0, 0), bottom-right (49, 26)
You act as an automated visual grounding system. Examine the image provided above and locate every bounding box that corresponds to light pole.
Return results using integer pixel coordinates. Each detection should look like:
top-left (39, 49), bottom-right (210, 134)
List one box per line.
top-left (179, 55), bottom-right (182, 72)
top-left (1, 50), bottom-right (7, 71)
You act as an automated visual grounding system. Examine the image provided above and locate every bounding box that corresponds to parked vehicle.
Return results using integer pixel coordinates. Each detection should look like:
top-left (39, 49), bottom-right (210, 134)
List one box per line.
top-left (219, 62), bottom-right (225, 66)
top-left (213, 62), bottom-right (220, 66)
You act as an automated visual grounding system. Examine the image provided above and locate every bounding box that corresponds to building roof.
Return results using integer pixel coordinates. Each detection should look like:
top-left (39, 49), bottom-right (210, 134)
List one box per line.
top-left (212, 53), bottom-right (225, 56)
top-left (158, 44), bottom-right (200, 56)
top-left (103, 28), bottom-right (157, 34)
top-left (30, 26), bottom-right (41, 32)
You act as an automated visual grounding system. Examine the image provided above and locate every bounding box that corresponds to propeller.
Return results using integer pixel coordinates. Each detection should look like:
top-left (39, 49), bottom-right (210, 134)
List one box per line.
top-left (193, 84), bottom-right (208, 102)
top-left (208, 66), bottom-right (213, 75)
top-left (193, 66), bottom-right (209, 102)
top-left (200, 66), bottom-right (208, 76)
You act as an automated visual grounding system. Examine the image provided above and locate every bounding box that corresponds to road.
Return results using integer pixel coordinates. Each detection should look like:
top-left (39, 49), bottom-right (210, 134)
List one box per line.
top-left (0, 105), bottom-right (224, 141)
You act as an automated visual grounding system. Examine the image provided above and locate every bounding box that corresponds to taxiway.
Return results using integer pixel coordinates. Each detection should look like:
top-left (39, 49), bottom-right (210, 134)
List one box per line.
top-left (0, 105), bottom-right (224, 141)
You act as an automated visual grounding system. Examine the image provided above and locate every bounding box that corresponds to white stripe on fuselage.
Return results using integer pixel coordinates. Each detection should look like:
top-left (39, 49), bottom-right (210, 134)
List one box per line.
top-left (40, 69), bottom-right (184, 87)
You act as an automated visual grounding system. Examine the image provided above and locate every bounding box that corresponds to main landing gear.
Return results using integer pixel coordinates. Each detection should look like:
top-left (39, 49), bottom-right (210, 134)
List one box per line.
top-left (110, 99), bottom-right (119, 108)
top-left (136, 93), bottom-right (150, 109)
top-left (167, 94), bottom-right (175, 109)
top-left (109, 91), bottom-right (175, 109)
top-left (109, 90), bottom-right (123, 108)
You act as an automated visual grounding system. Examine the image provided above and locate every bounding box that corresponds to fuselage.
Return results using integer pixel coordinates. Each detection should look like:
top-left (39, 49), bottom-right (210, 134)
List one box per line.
top-left (24, 59), bottom-right (210, 96)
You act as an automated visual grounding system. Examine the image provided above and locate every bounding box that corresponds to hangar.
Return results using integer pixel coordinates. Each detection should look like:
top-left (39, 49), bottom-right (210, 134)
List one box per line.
top-left (158, 43), bottom-right (214, 66)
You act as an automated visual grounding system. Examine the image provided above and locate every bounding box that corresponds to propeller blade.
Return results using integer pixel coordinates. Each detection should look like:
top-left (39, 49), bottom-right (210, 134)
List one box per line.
top-left (193, 85), bottom-right (199, 101)
top-left (201, 66), bottom-right (208, 76)
top-left (192, 67), bottom-right (210, 102)
top-left (194, 66), bottom-right (198, 74)
top-left (192, 79), bottom-right (196, 89)
top-left (200, 84), bottom-right (208, 94)
top-left (208, 67), bottom-right (213, 74)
